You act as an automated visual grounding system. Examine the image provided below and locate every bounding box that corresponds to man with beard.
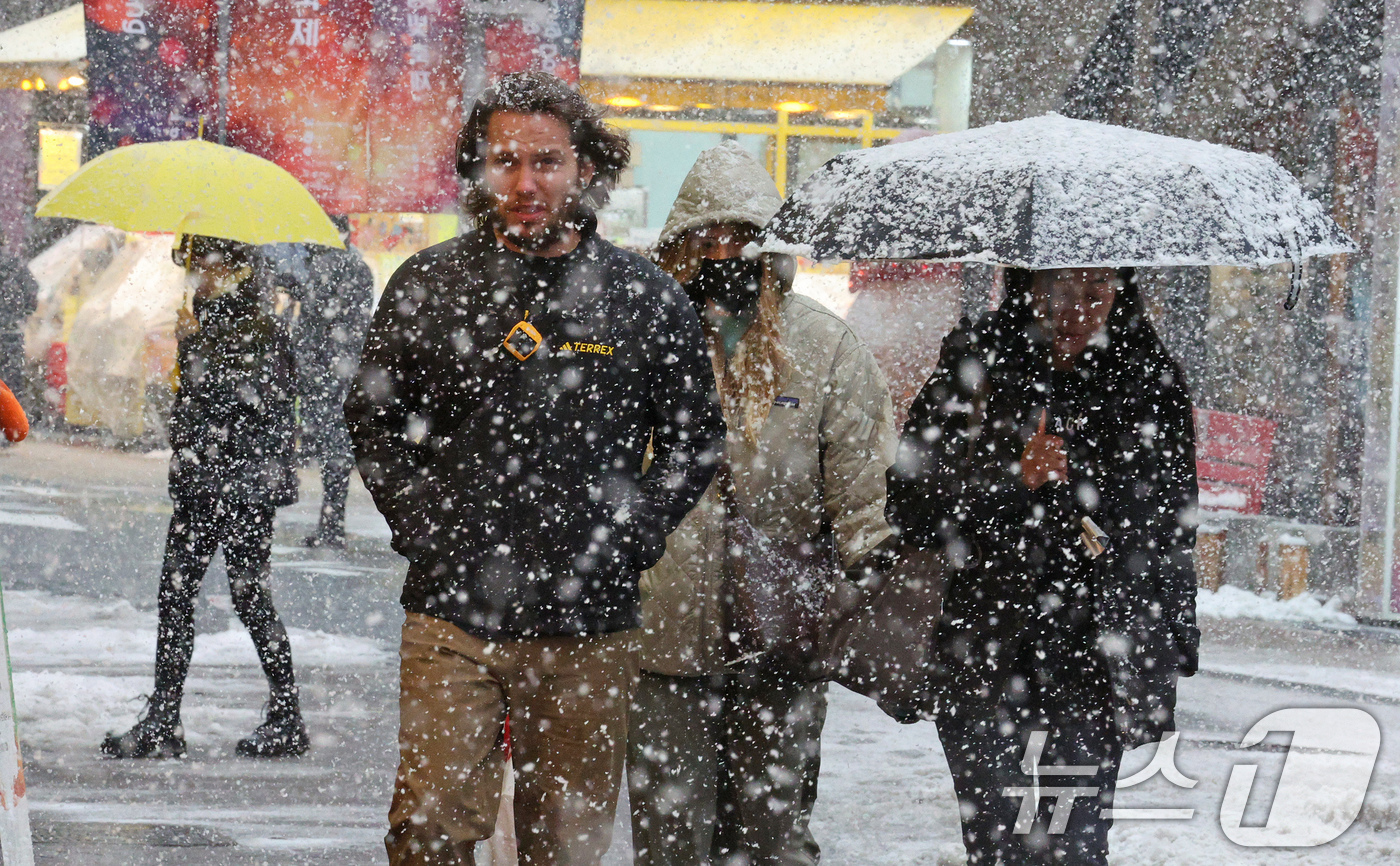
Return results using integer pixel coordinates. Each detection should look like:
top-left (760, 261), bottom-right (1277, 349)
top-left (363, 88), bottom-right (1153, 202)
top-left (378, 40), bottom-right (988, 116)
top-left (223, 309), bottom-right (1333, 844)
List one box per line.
top-left (345, 71), bottom-right (724, 866)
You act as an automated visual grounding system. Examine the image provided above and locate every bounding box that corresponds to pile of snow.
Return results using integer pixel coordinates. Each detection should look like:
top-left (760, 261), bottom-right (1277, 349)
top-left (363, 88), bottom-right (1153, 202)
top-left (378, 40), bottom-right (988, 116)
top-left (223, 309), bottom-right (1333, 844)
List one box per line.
top-left (1196, 585), bottom-right (1356, 626)
top-left (8, 626), bottom-right (155, 666)
top-left (1198, 488), bottom-right (1249, 511)
top-left (6, 623), bottom-right (393, 669)
top-left (12, 670), bottom-right (268, 751)
top-left (3, 590), bottom-right (151, 632)
top-left (13, 671), bottom-right (152, 750)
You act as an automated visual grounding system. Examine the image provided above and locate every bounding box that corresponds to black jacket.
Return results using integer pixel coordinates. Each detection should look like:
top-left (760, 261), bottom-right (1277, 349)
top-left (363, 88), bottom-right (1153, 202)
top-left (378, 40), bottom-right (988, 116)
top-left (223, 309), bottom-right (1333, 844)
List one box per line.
top-left (345, 225), bottom-right (724, 640)
top-left (169, 288), bottom-right (300, 508)
top-left (887, 275), bottom-right (1198, 747)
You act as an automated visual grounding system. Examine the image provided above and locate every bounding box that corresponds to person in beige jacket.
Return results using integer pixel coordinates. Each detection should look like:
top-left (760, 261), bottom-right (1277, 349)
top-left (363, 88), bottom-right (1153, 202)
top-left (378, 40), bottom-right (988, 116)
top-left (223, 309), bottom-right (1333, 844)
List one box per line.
top-left (628, 141), bottom-right (897, 866)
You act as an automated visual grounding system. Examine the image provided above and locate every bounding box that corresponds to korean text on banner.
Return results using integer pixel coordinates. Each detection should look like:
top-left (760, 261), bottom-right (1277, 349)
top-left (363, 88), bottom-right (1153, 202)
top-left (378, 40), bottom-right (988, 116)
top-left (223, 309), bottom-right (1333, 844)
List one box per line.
top-left (227, 0), bottom-right (464, 214)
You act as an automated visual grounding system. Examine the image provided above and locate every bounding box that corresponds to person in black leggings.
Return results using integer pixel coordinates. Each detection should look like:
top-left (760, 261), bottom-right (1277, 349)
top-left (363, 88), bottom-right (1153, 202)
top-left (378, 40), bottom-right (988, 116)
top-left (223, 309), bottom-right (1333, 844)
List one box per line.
top-left (103, 235), bottom-right (307, 759)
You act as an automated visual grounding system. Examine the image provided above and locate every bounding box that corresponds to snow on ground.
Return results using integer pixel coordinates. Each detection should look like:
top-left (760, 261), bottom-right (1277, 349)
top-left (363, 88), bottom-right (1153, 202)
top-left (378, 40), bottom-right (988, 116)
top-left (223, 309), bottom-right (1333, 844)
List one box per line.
top-left (1105, 736), bottom-right (1400, 866)
top-left (811, 681), bottom-right (1400, 866)
top-left (191, 627), bottom-right (392, 667)
top-left (9, 669), bottom-right (268, 751)
top-left (9, 583), bottom-right (1400, 863)
top-left (28, 799), bottom-right (389, 853)
top-left (3, 590), bottom-right (394, 750)
top-left (1198, 662), bottom-right (1400, 701)
top-left (2, 589), bottom-right (149, 632)
top-left (6, 672), bottom-right (265, 751)
top-left (1197, 584), bottom-right (1357, 626)
top-left (13, 671), bottom-right (156, 751)
top-left (810, 686), bottom-right (964, 865)
top-left (2, 589), bottom-right (393, 668)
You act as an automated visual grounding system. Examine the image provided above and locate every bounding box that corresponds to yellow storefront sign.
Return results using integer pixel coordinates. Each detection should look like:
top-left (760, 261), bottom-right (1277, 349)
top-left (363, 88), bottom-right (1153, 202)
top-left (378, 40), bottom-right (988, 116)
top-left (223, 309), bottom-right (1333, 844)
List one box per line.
top-left (37, 126), bottom-right (82, 191)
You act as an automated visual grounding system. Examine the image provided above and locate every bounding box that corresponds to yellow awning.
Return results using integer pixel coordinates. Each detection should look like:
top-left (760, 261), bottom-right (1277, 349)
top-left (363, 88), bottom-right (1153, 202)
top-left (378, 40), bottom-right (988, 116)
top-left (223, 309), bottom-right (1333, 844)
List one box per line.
top-left (0, 4), bottom-right (85, 89)
top-left (581, 0), bottom-right (972, 87)
top-left (0, 4), bottom-right (84, 65)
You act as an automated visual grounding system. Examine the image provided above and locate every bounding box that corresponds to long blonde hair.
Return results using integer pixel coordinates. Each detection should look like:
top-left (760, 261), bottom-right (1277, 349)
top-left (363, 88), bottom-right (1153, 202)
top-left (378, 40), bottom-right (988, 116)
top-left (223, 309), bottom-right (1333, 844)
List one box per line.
top-left (656, 226), bottom-right (792, 445)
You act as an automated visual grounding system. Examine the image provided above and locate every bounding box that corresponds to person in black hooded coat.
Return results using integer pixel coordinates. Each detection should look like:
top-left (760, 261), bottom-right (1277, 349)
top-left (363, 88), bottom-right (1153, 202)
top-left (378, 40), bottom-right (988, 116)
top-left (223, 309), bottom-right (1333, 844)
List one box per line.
top-left (886, 267), bottom-right (1198, 866)
top-left (102, 236), bottom-right (307, 761)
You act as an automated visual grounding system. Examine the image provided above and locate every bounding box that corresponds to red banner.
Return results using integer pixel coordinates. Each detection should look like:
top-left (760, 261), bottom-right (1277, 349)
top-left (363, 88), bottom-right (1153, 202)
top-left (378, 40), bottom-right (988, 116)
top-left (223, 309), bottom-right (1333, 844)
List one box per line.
top-left (226, 0), bottom-right (462, 214)
top-left (365, 0), bottom-right (463, 212)
top-left (480, 0), bottom-right (583, 85)
top-left (99, 0), bottom-right (587, 214)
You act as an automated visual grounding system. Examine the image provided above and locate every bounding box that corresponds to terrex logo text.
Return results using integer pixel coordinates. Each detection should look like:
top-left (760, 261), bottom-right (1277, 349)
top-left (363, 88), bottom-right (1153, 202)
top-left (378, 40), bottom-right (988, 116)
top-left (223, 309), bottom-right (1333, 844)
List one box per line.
top-left (560, 341), bottom-right (615, 356)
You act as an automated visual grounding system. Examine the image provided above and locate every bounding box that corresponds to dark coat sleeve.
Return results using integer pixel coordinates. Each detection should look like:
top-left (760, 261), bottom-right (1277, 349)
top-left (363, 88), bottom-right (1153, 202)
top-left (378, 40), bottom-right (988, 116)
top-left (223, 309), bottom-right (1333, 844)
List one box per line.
top-left (343, 265), bottom-right (434, 555)
top-left (886, 317), bottom-right (1031, 554)
top-left (343, 256), bottom-right (376, 360)
top-left (620, 277), bottom-right (725, 570)
top-left (1151, 375), bottom-right (1200, 676)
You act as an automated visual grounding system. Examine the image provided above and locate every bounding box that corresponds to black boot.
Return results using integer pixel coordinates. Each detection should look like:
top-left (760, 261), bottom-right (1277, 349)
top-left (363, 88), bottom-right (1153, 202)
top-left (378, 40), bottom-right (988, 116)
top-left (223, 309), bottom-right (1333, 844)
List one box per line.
top-left (236, 692), bottom-right (309, 758)
top-left (101, 697), bottom-right (186, 759)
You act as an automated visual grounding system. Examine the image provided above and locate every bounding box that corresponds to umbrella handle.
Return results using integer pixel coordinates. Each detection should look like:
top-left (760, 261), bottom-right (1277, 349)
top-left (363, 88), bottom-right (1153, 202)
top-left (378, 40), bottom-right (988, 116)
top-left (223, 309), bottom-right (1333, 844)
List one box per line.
top-left (1284, 229), bottom-right (1304, 311)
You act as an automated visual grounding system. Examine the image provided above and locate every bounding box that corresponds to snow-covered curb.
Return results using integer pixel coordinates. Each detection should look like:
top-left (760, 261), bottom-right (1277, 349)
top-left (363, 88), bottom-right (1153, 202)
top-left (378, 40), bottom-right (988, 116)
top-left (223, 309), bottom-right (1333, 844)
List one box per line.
top-left (1196, 585), bottom-right (1356, 626)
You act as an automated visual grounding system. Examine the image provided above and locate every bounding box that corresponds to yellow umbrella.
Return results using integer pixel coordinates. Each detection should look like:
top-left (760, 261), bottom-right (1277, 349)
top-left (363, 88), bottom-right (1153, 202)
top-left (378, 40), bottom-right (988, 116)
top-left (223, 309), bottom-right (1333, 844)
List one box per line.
top-left (35, 140), bottom-right (345, 249)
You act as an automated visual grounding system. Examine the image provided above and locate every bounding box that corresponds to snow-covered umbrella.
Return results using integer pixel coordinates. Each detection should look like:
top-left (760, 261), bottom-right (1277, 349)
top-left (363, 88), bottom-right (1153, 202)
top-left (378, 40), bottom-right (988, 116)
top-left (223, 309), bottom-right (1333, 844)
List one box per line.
top-left (763, 114), bottom-right (1354, 307)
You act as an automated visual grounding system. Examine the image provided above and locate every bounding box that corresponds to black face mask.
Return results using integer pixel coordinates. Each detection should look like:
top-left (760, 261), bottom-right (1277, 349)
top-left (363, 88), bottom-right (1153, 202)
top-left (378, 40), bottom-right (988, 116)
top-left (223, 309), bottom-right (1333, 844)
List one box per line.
top-left (686, 257), bottom-right (763, 318)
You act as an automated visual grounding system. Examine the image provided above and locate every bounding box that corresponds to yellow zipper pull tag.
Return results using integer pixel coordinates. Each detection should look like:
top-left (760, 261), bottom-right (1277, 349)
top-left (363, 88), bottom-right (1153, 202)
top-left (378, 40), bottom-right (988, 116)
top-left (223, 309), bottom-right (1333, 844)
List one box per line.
top-left (504, 310), bottom-right (543, 361)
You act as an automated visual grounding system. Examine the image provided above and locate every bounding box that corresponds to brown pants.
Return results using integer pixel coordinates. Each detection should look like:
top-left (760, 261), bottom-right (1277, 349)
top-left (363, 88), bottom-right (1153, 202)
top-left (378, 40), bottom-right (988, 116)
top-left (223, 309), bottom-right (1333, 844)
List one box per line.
top-left (387, 612), bottom-right (640, 866)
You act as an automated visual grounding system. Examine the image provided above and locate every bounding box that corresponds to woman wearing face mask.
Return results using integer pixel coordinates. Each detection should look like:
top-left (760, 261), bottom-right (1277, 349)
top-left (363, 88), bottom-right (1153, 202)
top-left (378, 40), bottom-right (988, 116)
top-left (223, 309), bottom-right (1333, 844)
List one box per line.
top-left (886, 268), bottom-right (1199, 865)
top-left (102, 235), bottom-right (306, 760)
top-left (627, 142), bottom-right (898, 866)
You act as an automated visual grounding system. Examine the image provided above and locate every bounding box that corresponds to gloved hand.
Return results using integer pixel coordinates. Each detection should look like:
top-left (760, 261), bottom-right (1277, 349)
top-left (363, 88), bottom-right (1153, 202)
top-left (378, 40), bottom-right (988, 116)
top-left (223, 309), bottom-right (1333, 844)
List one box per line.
top-left (1021, 409), bottom-right (1066, 490)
